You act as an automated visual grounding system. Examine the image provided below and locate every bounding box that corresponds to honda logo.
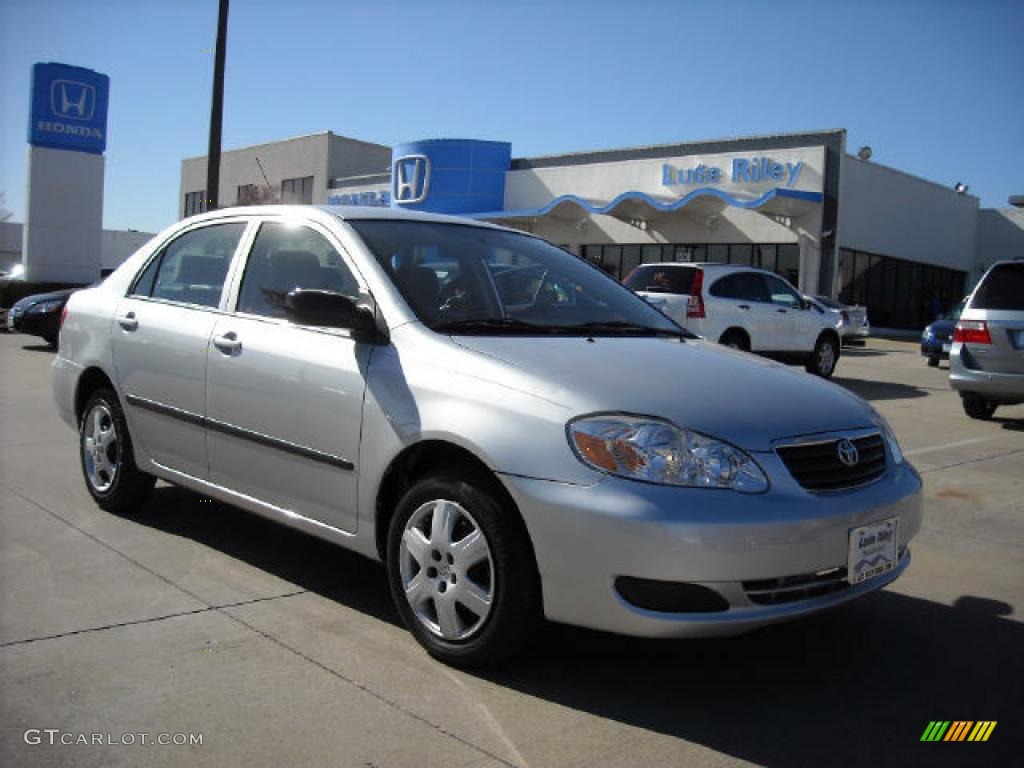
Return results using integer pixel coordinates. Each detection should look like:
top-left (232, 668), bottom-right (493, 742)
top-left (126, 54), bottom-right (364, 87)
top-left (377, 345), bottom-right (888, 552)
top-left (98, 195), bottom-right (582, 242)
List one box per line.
top-left (836, 438), bottom-right (859, 467)
top-left (51, 80), bottom-right (96, 121)
top-left (393, 155), bottom-right (430, 204)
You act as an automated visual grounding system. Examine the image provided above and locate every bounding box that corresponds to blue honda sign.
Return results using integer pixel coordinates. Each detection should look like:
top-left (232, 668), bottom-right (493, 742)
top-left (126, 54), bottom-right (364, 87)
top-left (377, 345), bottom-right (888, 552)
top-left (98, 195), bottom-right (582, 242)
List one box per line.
top-left (28, 62), bottom-right (110, 155)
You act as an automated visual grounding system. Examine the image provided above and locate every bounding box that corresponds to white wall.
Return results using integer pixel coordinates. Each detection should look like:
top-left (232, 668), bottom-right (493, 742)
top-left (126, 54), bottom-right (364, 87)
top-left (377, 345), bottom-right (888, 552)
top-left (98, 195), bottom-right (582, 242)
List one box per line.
top-left (838, 155), bottom-right (978, 271)
top-left (100, 229), bottom-right (156, 271)
top-left (976, 208), bottom-right (1024, 275)
top-left (0, 221), bottom-right (23, 273)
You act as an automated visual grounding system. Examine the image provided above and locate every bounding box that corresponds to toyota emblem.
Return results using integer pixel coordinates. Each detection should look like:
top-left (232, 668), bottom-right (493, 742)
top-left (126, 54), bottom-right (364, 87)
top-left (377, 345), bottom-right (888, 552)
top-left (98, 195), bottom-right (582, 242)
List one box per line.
top-left (837, 438), bottom-right (859, 467)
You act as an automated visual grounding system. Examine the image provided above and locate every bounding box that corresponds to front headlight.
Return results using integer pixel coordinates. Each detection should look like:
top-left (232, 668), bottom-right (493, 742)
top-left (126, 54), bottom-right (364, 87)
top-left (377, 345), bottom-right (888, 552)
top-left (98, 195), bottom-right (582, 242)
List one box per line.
top-left (568, 415), bottom-right (768, 493)
top-left (27, 300), bottom-right (63, 315)
top-left (874, 414), bottom-right (905, 465)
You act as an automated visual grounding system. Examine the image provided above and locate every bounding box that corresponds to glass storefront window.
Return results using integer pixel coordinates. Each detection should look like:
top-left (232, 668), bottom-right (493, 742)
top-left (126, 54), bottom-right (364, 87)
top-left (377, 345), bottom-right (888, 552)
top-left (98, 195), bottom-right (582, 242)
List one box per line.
top-left (757, 244), bottom-right (777, 273)
top-left (729, 244), bottom-right (753, 266)
top-left (708, 244), bottom-right (729, 263)
top-left (641, 244), bottom-right (662, 264)
top-left (777, 244), bottom-right (800, 285)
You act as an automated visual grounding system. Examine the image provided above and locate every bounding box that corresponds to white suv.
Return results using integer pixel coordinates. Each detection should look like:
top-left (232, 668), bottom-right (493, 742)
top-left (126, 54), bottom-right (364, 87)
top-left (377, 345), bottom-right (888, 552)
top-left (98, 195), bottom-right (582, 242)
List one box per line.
top-left (625, 263), bottom-right (842, 377)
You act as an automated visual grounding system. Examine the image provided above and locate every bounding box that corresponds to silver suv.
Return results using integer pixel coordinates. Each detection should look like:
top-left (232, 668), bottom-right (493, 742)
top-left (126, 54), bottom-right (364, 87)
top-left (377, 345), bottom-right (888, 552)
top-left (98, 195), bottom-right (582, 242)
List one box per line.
top-left (949, 260), bottom-right (1024, 419)
top-left (54, 206), bottom-right (922, 665)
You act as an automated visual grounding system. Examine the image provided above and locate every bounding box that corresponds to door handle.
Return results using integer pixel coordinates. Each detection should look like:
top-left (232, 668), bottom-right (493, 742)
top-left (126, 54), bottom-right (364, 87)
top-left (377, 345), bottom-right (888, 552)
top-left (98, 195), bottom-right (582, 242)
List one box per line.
top-left (117, 311), bottom-right (138, 331)
top-left (212, 332), bottom-right (242, 355)
top-left (738, 304), bottom-right (750, 310)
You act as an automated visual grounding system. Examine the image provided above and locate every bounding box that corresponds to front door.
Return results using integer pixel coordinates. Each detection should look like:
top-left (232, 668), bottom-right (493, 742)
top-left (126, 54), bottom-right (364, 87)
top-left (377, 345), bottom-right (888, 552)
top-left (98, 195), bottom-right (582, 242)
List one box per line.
top-left (205, 219), bottom-right (370, 533)
top-left (111, 220), bottom-right (249, 479)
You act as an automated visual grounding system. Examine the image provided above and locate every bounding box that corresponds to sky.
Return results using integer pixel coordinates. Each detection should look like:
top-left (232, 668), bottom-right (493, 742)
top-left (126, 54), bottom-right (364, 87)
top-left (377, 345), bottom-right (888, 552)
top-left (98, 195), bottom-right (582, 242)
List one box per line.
top-left (1, 0), bottom-right (1022, 234)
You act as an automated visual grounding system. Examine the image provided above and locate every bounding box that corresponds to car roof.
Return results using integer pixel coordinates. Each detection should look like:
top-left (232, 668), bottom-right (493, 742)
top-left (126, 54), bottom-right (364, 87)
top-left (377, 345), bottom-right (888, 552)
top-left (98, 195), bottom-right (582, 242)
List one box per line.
top-left (631, 262), bottom-right (781, 276)
top-left (177, 204), bottom-right (507, 231)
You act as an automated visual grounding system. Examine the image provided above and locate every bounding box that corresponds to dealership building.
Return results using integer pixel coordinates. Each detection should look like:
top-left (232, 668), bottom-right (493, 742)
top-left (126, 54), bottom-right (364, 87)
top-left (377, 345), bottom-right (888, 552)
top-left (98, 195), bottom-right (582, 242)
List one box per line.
top-left (181, 129), bottom-right (1024, 330)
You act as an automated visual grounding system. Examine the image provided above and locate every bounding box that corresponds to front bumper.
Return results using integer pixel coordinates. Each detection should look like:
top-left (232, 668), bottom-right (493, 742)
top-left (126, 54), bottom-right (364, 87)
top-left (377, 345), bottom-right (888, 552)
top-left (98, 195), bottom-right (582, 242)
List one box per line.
top-left (920, 337), bottom-right (951, 359)
top-left (501, 454), bottom-right (923, 638)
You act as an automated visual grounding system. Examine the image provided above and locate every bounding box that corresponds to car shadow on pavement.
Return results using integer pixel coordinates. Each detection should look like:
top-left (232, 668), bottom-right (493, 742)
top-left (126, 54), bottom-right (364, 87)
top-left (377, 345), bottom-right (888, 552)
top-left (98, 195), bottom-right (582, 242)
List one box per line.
top-left (19, 343), bottom-right (56, 353)
top-left (133, 485), bottom-right (399, 625)
top-left (478, 593), bottom-right (1021, 768)
top-left (832, 377), bottom-right (929, 401)
top-left (131, 486), bottom-right (1020, 767)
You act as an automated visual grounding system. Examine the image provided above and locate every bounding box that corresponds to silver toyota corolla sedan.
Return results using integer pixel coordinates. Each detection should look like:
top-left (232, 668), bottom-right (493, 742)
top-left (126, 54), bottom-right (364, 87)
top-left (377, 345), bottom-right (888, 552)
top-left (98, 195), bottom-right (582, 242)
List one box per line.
top-left (53, 206), bottom-right (922, 665)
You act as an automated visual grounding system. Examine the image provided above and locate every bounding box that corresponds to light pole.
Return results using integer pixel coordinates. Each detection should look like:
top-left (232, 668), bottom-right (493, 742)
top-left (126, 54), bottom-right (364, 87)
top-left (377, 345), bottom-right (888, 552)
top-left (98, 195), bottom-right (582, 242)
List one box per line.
top-left (205, 0), bottom-right (230, 211)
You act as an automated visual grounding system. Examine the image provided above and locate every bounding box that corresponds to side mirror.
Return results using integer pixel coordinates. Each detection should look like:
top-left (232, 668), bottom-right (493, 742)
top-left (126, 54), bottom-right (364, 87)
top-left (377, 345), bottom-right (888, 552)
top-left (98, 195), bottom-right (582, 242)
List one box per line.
top-left (284, 289), bottom-right (382, 341)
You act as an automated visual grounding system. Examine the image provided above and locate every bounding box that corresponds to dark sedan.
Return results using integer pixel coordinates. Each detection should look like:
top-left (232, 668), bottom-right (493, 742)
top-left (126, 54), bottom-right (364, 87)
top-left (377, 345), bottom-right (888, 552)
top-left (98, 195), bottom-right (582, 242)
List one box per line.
top-left (8, 288), bottom-right (76, 347)
top-left (921, 297), bottom-right (966, 367)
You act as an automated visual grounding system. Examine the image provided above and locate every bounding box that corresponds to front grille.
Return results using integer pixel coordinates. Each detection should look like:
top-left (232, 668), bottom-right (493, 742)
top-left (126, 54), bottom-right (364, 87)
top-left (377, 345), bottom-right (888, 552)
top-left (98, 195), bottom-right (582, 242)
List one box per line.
top-left (743, 547), bottom-right (907, 605)
top-left (777, 433), bottom-right (886, 491)
top-left (744, 566), bottom-right (849, 605)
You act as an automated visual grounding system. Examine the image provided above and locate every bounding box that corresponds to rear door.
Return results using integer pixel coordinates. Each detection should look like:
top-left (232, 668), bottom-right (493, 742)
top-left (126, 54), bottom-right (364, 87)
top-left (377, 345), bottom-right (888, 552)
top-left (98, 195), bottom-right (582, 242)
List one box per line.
top-left (111, 220), bottom-right (250, 479)
top-left (205, 218), bottom-right (371, 533)
top-left (706, 271), bottom-right (774, 348)
top-left (965, 262), bottom-right (1024, 374)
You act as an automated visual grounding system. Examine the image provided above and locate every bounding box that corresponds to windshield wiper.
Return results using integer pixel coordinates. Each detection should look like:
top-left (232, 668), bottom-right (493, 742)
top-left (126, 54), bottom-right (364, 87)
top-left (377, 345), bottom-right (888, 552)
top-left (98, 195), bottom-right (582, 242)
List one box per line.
top-left (433, 318), bottom-right (566, 335)
top-left (564, 321), bottom-right (694, 339)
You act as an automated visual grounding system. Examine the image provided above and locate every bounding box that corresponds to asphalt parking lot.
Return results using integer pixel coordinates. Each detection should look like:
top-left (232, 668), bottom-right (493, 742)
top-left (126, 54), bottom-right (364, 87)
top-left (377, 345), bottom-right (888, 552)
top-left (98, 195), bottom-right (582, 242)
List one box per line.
top-left (1, 332), bottom-right (1021, 768)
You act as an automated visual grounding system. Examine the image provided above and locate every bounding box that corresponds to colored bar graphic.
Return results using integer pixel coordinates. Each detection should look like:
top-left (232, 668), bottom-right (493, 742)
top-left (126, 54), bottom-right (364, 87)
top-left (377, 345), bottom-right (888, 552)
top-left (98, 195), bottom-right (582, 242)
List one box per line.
top-left (921, 721), bottom-right (995, 742)
top-left (921, 721), bottom-right (950, 741)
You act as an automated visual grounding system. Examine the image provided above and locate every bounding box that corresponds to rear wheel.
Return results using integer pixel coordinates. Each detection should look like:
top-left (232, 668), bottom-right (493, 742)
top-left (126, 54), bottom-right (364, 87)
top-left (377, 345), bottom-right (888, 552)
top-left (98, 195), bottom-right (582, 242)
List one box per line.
top-left (79, 389), bottom-right (155, 513)
top-left (806, 334), bottom-right (839, 378)
top-left (719, 329), bottom-right (749, 351)
top-left (961, 394), bottom-right (997, 421)
top-left (387, 473), bottom-right (540, 666)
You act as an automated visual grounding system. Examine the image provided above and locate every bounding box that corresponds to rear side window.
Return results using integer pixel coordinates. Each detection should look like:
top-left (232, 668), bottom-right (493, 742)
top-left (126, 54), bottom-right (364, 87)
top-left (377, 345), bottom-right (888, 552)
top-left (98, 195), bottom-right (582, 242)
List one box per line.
top-left (710, 272), bottom-right (771, 301)
top-left (133, 223), bottom-right (246, 308)
top-left (623, 265), bottom-right (698, 294)
top-left (970, 263), bottom-right (1024, 310)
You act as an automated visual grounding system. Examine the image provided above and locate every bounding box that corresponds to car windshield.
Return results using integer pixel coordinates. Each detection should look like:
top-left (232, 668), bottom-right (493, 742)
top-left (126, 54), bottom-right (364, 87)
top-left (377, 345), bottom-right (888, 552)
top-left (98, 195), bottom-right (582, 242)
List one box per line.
top-left (347, 219), bottom-right (687, 336)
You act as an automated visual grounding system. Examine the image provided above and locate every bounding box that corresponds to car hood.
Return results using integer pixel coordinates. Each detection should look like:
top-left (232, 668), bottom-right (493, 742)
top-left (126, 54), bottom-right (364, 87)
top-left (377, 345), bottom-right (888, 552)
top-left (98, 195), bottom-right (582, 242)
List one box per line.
top-left (452, 335), bottom-right (876, 452)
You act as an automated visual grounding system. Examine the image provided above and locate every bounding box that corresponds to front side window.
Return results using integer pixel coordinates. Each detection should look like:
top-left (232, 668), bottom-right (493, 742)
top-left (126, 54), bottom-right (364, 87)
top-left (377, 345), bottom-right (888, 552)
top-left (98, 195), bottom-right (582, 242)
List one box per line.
top-left (348, 220), bottom-right (682, 336)
top-left (236, 222), bottom-right (359, 319)
top-left (763, 274), bottom-right (802, 308)
top-left (135, 222), bottom-right (246, 308)
top-left (710, 272), bottom-right (770, 302)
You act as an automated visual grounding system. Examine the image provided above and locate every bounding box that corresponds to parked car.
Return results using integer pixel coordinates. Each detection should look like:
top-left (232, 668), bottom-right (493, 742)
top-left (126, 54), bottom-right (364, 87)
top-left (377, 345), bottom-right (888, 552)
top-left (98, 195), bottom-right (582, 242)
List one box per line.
top-left (624, 263), bottom-right (843, 377)
top-left (55, 206), bottom-right (921, 665)
top-left (921, 297), bottom-right (967, 367)
top-left (8, 287), bottom-right (76, 346)
top-left (810, 295), bottom-right (870, 345)
top-left (949, 261), bottom-right (1024, 419)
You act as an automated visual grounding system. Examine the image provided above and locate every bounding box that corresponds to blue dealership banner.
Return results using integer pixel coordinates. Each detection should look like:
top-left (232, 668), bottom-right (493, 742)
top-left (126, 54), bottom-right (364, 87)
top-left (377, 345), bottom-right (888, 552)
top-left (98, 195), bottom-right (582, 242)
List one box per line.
top-left (28, 62), bottom-right (110, 155)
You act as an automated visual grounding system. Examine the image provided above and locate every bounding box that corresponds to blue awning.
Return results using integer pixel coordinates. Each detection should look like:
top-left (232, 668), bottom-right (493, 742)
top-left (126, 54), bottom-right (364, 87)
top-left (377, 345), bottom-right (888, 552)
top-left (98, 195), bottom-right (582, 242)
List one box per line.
top-left (464, 187), bottom-right (823, 222)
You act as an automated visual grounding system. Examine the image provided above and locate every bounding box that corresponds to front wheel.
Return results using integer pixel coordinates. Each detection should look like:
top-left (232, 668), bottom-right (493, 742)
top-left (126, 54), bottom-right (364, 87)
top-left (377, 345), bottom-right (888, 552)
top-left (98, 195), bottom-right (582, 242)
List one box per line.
top-left (79, 389), bottom-right (155, 513)
top-left (961, 394), bottom-right (997, 421)
top-left (387, 473), bottom-right (540, 666)
top-left (927, 355), bottom-right (940, 368)
top-left (806, 334), bottom-right (839, 378)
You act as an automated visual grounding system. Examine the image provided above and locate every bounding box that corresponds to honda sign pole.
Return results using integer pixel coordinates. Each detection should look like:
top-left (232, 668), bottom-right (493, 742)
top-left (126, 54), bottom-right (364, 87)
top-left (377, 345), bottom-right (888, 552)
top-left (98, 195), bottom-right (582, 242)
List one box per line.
top-left (205, 0), bottom-right (229, 212)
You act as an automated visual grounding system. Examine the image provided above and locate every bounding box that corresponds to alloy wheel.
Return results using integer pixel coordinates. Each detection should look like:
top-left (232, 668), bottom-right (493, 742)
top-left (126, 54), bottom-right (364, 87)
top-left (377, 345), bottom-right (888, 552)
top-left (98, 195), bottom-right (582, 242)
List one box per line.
top-left (398, 499), bottom-right (495, 641)
top-left (82, 403), bottom-right (119, 493)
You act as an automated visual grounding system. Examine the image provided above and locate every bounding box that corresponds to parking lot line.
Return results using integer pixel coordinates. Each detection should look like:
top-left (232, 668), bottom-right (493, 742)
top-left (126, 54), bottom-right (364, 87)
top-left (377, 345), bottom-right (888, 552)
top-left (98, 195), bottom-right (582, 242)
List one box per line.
top-left (904, 437), bottom-right (994, 457)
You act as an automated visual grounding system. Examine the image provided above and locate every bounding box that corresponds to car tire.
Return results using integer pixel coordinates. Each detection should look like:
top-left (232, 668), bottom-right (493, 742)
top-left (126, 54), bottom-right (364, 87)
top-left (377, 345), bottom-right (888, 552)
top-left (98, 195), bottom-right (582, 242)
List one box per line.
top-left (805, 334), bottom-right (839, 378)
top-left (79, 388), bottom-right (155, 513)
top-left (719, 330), bottom-right (749, 351)
top-left (927, 355), bottom-right (940, 367)
top-left (387, 473), bottom-right (541, 667)
top-left (961, 394), bottom-right (997, 421)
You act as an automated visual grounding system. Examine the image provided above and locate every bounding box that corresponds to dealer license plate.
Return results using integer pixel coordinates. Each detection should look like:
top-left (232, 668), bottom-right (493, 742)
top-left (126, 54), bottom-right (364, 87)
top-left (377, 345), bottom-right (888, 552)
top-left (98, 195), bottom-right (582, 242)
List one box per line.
top-left (848, 518), bottom-right (899, 584)
top-left (942, 342), bottom-right (951, 353)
